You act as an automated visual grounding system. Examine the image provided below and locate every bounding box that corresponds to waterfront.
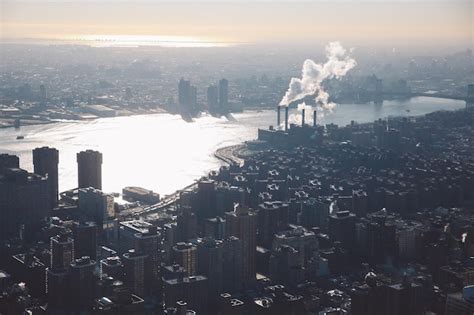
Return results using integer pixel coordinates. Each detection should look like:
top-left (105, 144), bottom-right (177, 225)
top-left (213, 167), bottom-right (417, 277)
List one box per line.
top-left (0, 97), bottom-right (466, 196)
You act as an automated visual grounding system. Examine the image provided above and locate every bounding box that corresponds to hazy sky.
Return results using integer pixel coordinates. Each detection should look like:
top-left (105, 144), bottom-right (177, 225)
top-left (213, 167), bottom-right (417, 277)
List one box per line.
top-left (1, 0), bottom-right (472, 49)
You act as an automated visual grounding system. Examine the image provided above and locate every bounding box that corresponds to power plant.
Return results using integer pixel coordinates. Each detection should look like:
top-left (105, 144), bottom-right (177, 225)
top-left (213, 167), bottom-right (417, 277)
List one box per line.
top-left (276, 105), bottom-right (318, 130)
top-left (259, 105), bottom-right (323, 146)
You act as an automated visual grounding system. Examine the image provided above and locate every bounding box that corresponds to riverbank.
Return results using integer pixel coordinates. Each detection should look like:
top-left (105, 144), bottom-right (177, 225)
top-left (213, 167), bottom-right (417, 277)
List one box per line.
top-left (0, 107), bottom-right (168, 129)
top-left (1, 96), bottom-right (466, 196)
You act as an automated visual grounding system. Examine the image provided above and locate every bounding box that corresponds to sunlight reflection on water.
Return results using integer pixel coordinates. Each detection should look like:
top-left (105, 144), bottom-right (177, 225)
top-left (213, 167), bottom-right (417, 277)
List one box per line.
top-left (0, 97), bottom-right (465, 195)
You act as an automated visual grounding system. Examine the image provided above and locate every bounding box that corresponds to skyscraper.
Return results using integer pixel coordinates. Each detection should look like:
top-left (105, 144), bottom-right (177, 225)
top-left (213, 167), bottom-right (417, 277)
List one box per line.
top-left (134, 226), bottom-right (161, 294)
top-left (218, 79), bottom-right (228, 111)
top-left (204, 216), bottom-right (226, 240)
top-left (46, 232), bottom-right (74, 312)
top-left (222, 236), bottom-right (242, 293)
top-left (172, 242), bottom-right (197, 276)
top-left (164, 275), bottom-right (209, 314)
top-left (78, 187), bottom-right (115, 224)
top-left (257, 201), bottom-right (289, 248)
top-left (123, 249), bottom-right (147, 297)
top-left (190, 85), bottom-right (197, 110)
top-left (46, 268), bottom-right (70, 310)
top-left (197, 180), bottom-right (217, 220)
top-left (77, 150), bottom-right (102, 190)
top-left (178, 78), bottom-right (198, 112)
top-left (329, 210), bottom-right (356, 250)
top-left (178, 78), bottom-right (191, 108)
top-left (0, 168), bottom-right (49, 241)
top-left (207, 85), bottom-right (218, 111)
top-left (196, 237), bottom-right (224, 307)
top-left (177, 206), bottom-right (197, 242)
top-left (225, 204), bottom-right (257, 287)
top-left (33, 146), bottom-right (59, 209)
top-left (73, 221), bottom-right (97, 260)
top-left (50, 233), bottom-right (74, 270)
top-left (70, 256), bottom-right (96, 311)
top-left (78, 187), bottom-right (115, 243)
top-left (100, 255), bottom-right (123, 280)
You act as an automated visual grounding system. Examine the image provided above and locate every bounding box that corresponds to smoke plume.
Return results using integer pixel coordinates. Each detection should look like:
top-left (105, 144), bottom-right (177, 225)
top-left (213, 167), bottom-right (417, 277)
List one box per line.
top-left (280, 41), bottom-right (356, 123)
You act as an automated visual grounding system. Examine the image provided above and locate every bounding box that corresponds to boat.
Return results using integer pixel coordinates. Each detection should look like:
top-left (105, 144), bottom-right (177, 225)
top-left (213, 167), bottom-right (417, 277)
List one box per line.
top-left (16, 135), bottom-right (25, 140)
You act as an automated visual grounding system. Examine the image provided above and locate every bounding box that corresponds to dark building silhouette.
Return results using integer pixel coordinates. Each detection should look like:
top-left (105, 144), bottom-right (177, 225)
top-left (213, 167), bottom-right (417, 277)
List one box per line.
top-left (204, 216), bottom-right (226, 240)
top-left (329, 210), bottom-right (356, 250)
top-left (46, 232), bottom-right (74, 311)
top-left (50, 233), bottom-right (74, 270)
top-left (73, 221), bottom-right (97, 260)
top-left (301, 198), bottom-right (330, 230)
top-left (178, 78), bottom-right (197, 112)
top-left (225, 205), bottom-right (257, 288)
top-left (269, 244), bottom-right (304, 288)
top-left (77, 150), bottom-right (102, 190)
top-left (70, 256), bottom-right (96, 311)
top-left (46, 268), bottom-right (70, 310)
top-left (222, 236), bottom-right (242, 294)
top-left (134, 226), bottom-right (161, 294)
top-left (178, 78), bottom-right (191, 108)
top-left (207, 84), bottom-right (219, 111)
top-left (122, 249), bottom-right (147, 297)
top-left (0, 168), bottom-right (49, 241)
top-left (10, 253), bottom-right (46, 298)
top-left (33, 146), bottom-right (59, 209)
top-left (177, 206), bottom-right (197, 242)
top-left (197, 180), bottom-right (217, 220)
top-left (172, 242), bottom-right (197, 276)
top-left (258, 201), bottom-right (289, 248)
top-left (218, 78), bottom-right (229, 111)
top-left (164, 274), bottom-right (209, 314)
top-left (100, 256), bottom-right (124, 280)
top-left (0, 153), bottom-right (19, 170)
top-left (196, 237), bottom-right (224, 309)
top-left (78, 187), bottom-right (115, 243)
top-left (385, 278), bottom-right (424, 315)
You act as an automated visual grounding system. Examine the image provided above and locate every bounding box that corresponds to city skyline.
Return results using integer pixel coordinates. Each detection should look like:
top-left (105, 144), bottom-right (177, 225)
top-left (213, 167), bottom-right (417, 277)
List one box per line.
top-left (1, 1), bottom-right (474, 314)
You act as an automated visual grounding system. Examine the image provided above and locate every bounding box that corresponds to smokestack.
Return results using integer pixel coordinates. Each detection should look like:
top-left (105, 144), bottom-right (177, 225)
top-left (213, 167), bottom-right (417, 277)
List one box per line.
top-left (313, 110), bottom-right (317, 127)
top-left (302, 109), bottom-right (305, 127)
top-left (277, 106), bottom-right (281, 127)
top-left (285, 107), bottom-right (289, 131)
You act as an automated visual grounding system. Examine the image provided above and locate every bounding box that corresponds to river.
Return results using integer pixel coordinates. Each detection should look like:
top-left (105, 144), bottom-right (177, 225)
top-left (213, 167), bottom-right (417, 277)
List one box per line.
top-left (0, 97), bottom-right (466, 196)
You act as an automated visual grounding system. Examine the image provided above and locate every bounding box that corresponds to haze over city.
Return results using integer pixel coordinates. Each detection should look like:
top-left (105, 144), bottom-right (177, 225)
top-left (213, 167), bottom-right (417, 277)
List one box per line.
top-left (2, 0), bottom-right (472, 51)
top-left (0, 0), bottom-right (474, 314)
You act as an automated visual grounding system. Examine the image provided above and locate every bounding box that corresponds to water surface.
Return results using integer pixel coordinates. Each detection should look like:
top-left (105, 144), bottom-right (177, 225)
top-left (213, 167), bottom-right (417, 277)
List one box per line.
top-left (0, 97), bottom-right (465, 195)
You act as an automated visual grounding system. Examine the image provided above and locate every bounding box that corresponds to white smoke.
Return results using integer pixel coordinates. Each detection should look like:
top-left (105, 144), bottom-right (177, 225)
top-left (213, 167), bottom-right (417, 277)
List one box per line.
top-left (288, 102), bottom-right (313, 126)
top-left (280, 41), bottom-right (356, 123)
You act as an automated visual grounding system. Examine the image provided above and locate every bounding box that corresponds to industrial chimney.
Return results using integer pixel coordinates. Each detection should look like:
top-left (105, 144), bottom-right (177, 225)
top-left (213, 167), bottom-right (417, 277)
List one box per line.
top-left (301, 108), bottom-right (305, 127)
top-left (285, 107), bottom-right (289, 131)
top-left (313, 110), bottom-right (317, 127)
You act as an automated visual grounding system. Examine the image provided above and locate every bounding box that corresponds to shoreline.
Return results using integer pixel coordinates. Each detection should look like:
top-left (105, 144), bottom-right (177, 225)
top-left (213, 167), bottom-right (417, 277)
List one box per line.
top-left (137, 143), bottom-right (250, 217)
top-left (0, 109), bottom-right (170, 130)
top-left (1, 95), bottom-right (465, 130)
top-left (141, 101), bottom-right (469, 216)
